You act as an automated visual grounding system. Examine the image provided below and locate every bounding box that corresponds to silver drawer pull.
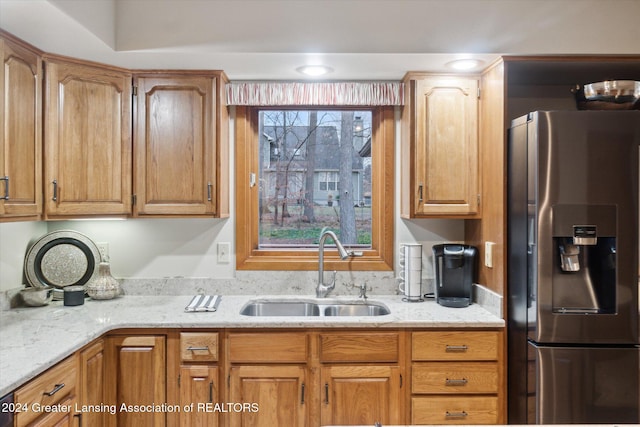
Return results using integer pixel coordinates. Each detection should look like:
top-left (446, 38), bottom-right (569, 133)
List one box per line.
top-left (1, 176), bottom-right (9, 200)
top-left (44, 383), bottom-right (65, 396)
top-left (445, 410), bottom-right (468, 418)
top-left (445, 378), bottom-right (468, 386)
top-left (187, 346), bottom-right (209, 351)
top-left (445, 345), bottom-right (468, 352)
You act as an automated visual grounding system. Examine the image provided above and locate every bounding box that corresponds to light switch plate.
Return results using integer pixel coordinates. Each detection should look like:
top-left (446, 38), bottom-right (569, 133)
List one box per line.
top-left (485, 241), bottom-right (495, 268)
top-left (217, 242), bottom-right (230, 263)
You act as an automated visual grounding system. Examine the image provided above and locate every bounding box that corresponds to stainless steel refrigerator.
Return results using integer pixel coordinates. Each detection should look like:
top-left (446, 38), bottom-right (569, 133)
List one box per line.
top-left (507, 111), bottom-right (640, 424)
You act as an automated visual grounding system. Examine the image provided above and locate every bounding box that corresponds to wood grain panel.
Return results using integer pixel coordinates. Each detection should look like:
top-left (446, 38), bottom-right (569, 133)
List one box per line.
top-left (0, 33), bottom-right (42, 220)
top-left (14, 356), bottom-right (77, 427)
top-left (229, 365), bottom-right (306, 427)
top-left (180, 332), bottom-right (219, 362)
top-left (412, 362), bottom-right (499, 394)
top-left (412, 331), bottom-right (499, 361)
top-left (79, 340), bottom-right (106, 427)
top-left (228, 332), bottom-right (308, 363)
top-left (44, 57), bottom-right (132, 217)
top-left (134, 73), bottom-right (219, 216)
top-left (319, 332), bottom-right (399, 363)
top-left (105, 335), bottom-right (166, 427)
top-left (320, 365), bottom-right (402, 426)
top-left (412, 395), bottom-right (499, 424)
top-left (179, 365), bottom-right (219, 427)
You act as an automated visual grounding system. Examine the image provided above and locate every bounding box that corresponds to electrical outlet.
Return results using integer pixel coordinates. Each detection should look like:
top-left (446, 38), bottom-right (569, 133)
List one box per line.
top-left (217, 242), bottom-right (230, 263)
top-left (97, 242), bottom-right (109, 262)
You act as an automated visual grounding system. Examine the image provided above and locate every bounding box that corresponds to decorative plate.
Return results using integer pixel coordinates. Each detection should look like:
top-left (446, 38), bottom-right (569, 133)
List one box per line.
top-left (24, 230), bottom-right (102, 289)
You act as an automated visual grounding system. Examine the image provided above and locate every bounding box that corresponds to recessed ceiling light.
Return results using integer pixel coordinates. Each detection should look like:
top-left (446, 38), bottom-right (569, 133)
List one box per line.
top-left (296, 65), bottom-right (333, 77)
top-left (446, 59), bottom-right (484, 71)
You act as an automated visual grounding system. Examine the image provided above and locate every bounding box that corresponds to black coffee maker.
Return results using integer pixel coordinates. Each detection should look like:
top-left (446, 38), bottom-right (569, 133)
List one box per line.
top-left (432, 244), bottom-right (478, 308)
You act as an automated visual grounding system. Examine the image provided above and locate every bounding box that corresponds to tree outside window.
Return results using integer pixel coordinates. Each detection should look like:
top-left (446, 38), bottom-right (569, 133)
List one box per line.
top-left (258, 110), bottom-right (372, 248)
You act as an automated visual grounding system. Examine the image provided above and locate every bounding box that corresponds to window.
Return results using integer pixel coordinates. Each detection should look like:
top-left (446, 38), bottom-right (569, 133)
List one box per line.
top-left (235, 106), bottom-right (394, 271)
top-left (259, 110), bottom-right (370, 249)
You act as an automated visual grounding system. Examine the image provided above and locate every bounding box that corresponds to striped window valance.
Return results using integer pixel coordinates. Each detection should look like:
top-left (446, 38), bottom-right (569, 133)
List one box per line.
top-left (226, 81), bottom-right (404, 106)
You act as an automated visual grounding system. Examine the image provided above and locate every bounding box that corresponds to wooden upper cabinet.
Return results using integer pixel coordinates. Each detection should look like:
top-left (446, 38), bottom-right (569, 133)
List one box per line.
top-left (133, 72), bottom-right (229, 217)
top-left (401, 74), bottom-right (480, 218)
top-left (43, 57), bottom-right (132, 218)
top-left (0, 33), bottom-right (42, 221)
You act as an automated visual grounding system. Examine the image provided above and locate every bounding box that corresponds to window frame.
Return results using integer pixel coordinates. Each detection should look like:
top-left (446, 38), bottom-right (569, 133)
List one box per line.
top-left (235, 106), bottom-right (394, 271)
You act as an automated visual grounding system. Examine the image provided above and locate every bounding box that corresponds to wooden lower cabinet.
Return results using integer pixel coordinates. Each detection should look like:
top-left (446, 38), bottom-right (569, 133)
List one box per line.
top-left (178, 365), bottom-right (219, 427)
top-left (228, 365), bottom-right (307, 427)
top-left (9, 328), bottom-right (505, 427)
top-left (78, 339), bottom-right (106, 427)
top-left (175, 331), bottom-right (220, 427)
top-left (320, 365), bottom-right (402, 426)
top-left (14, 356), bottom-right (78, 427)
top-left (28, 395), bottom-right (78, 427)
top-left (104, 335), bottom-right (166, 427)
top-left (412, 395), bottom-right (499, 424)
top-left (410, 330), bottom-right (504, 425)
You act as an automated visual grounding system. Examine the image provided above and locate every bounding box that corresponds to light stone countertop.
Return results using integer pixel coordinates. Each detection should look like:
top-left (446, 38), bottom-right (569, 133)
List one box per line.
top-left (0, 294), bottom-right (503, 397)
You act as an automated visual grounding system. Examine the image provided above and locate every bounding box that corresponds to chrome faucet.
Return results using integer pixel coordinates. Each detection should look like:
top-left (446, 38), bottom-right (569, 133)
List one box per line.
top-left (317, 228), bottom-right (349, 298)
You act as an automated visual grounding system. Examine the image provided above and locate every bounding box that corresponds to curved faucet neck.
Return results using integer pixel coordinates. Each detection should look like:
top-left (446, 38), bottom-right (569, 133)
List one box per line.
top-left (317, 230), bottom-right (344, 298)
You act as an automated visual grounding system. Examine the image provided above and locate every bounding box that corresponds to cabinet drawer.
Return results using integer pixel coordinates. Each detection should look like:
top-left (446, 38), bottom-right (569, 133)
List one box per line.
top-left (180, 332), bottom-right (218, 362)
top-left (319, 332), bottom-right (399, 363)
top-left (412, 396), bottom-right (499, 424)
top-left (412, 331), bottom-right (499, 361)
top-left (27, 395), bottom-right (76, 427)
top-left (229, 332), bottom-right (307, 363)
top-left (15, 356), bottom-right (77, 427)
top-left (412, 362), bottom-right (498, 394)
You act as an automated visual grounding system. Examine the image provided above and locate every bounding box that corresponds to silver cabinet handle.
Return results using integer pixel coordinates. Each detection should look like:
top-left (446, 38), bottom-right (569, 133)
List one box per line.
top-left (324, 383), bottom-right (329, 404)
top-left (207, 182), bottom-right (212, 201)
top-left (418, 183), bottom-right (423, 202)
top-left (187, 346), bottom-right (209, 351)
top-left (300, 383), bottom-right (305, 404)
top-left (44, 383), bottom-right (65, 396)
top-left (445, 345), bottom-right (468, 352)
top-left (445, 378), bottom-right (468, 386)
top-left (445, 411), bottom-right (468, 418)
top-left (52, 180), bottom-right (58, 201)
top-left (0, 176), bottom-right (8, 200)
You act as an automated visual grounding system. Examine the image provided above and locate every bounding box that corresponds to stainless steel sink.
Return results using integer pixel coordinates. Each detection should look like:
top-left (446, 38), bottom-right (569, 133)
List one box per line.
top-left (239, 300), bottom-right (390, 317)
top-left (239, 301), bottom-right (320, 316)
top-left (323, 303), bottom-right (389, 316)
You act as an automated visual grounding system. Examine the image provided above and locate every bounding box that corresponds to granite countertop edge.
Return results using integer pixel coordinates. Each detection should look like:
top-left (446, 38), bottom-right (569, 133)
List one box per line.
top-left (0, 294), bottom-right (504, 396)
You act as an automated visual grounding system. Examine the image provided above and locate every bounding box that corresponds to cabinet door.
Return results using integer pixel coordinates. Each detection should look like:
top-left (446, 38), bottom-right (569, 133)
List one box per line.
top-left (0, 35), bottom-right (42, 220)
top-left (179, 365), bottom-right (218, 427)
top-left (133, 74), bottom-right (217, 216)
top-left (105, 335), bottom-right (166, 427)
top-left (411, 76), bottom-right (479, 216)
top-left (321, 365), bottom-right (402, 426)
top-left (79, 339), bottom-right (105, 427)
top-left (228, 365), bottom-right (307, 427)
top-left (44, 58), bottom-right (132, 217)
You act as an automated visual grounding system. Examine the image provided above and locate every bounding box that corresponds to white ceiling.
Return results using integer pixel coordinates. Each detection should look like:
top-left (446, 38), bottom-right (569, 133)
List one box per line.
top-left (1, 0), bottom-right (639, 80)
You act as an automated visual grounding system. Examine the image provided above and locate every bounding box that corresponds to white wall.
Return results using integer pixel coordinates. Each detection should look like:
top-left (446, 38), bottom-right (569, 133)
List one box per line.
top-left (0, 221), bottom-right (47, 289)
top-left (0, 109), bottom-right (463, 292)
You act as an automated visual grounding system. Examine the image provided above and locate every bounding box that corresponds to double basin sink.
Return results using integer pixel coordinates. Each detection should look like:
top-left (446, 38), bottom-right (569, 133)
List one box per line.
top-left (240, 299), bottom-right (390, 317)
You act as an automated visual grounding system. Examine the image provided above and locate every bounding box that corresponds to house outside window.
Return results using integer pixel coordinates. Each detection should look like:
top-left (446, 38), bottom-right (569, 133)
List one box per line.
top-left (258, 110), bottom-right (370, 248)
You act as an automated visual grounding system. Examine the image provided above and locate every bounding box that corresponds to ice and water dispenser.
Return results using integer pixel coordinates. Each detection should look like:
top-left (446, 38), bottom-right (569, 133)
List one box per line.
top-left (552, 205), bottom-right (617, 314)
